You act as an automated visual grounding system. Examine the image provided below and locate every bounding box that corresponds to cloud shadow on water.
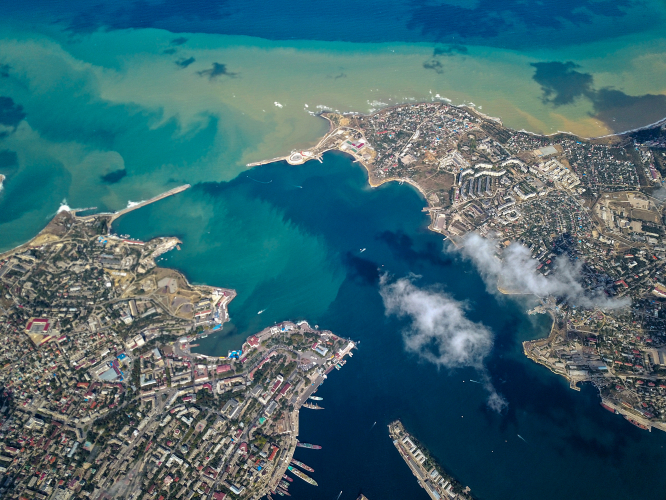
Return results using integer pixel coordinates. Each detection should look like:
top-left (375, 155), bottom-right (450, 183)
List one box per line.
top-left (0, 96), bottom-right (26, 134)
top-left (377, 230), bottom-right (452, 267)
top-left (197, 62), bottom-right (238, 80)
top-left (175, 57), bottom-right (196, 68)
top-left (530, 61), bottom-right (666, 132)
top-left (100, 169), bottom-right (127, 184)
top-left (342, 252), bottom-right (380, 286)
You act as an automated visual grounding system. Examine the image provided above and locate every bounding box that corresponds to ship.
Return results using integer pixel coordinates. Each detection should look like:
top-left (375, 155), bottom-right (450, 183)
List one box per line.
top-left (600, 402), bottom-right (617, 413)
top-left (290, 458), bottom-right (314, 472)
top-left (308, 395), bottom-right (323, 401)
top-left (624, 415), bottom-right (650, 431)
top-left (288, 466), bottom-right (318, 486)
top-left (303, 402), bottom-right (324, 410)
top-left (282, 474), bottom-right (293, 482)
top-left (277, 488), bottom-right (291, 497)
top-left (297, 442), bottom-right (322, 450)
top-left (279, 481), bottom-right (290, 489)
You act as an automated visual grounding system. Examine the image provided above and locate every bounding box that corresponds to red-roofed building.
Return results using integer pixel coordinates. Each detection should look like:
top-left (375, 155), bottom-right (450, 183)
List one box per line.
top-left (216, 364), bottom-right (231, 374)
top-left (204, 466), bottom-right (219, 480)
top-left (247, 335), bottom-right (260, 348)
top-left (213, 492), bottom-right (227, 500)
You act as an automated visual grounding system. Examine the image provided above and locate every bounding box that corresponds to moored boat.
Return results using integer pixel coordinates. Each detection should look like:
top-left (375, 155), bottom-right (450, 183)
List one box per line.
top-left (303, 402), bottom-right (324, 410)
top-left (290, 458), bottom-right (314, 472)
top-left (288, 465), bottom-right (318, 486)
top-left (282, 474), bottom-right (293, 482)
top-left (296, 442), bottom-right (322, 450)
top-left (309, 395), bottom-right (323, 401)
top-left (624, 415), bottom-right (650, 430)
top-left (600, 402), bottom-right (617, 413)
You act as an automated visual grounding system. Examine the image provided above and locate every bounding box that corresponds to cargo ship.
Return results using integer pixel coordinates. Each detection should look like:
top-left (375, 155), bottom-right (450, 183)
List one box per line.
top-left (297, 442), bottom-right (322, 450)
top-left (303, 402), bottom-right (324, 410)
top-left (288, 466), bottom-right (318, 486)
top-left (624, 415), bottom-right (650, 431)
top-left (290, 458), bottom-right (314, 472)
top-left (308, 395), bottom-right (323, 401)
top-left (600, 402), bottom-right (617, 413)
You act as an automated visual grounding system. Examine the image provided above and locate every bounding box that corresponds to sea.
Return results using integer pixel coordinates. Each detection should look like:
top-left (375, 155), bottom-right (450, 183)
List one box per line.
top-left (2, 2), bottom-right (666, 499)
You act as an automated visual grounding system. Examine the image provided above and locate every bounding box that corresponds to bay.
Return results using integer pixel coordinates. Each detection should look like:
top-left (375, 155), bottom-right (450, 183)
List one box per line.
top-left (116, 152), bottom-right (666, 500)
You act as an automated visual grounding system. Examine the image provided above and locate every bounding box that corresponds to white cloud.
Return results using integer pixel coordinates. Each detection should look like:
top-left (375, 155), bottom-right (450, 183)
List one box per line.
top-left (458, 233), bottom-right (629, 309)
top-left (380, 274), bottom-right (507, 412)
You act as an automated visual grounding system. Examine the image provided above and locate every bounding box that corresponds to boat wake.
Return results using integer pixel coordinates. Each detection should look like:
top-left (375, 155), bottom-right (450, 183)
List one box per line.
top-left (248, 176), bottom-right (272, 184)
top-left (257, 309), bottom-right (266, 315)
top-left (517, 434), bottom-right (527, 443)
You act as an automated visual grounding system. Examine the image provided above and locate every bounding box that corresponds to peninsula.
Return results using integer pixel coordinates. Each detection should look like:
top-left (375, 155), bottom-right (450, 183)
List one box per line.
top-left (389, 420), bottom-right (474, 500)
top-left (0, 190), bottom-right (356, 499)
top-left (252, 102), bottom-right (666, 432)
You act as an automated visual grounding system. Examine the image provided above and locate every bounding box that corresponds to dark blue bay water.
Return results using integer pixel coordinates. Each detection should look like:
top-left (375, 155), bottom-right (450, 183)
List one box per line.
top-left (8, 0), bottom-right (665, 50)
top-left (116, 152), bottom-right (666, 500)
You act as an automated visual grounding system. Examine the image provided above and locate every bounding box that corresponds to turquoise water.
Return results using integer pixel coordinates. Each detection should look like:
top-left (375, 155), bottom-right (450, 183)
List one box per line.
top-left (116, 152), bottom-right (666, 500)
top-left (2, 3), bottom-right (666, 498)
top-left (2, 9), bottom-right (666, 250)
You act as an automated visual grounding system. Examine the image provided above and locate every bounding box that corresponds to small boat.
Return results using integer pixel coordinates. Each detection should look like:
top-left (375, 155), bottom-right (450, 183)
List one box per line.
top-left (360, 248), bottom-right (366, 253)
top-left (258, 309), bottom-right (266, 315)
top-left (308, 395), bottom-right (323, 401)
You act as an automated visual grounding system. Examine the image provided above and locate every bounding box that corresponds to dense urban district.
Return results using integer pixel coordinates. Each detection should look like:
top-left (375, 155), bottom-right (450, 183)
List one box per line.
top-left (257, 101), bottom-right (666, 433)
top-left (0, 204), bottom-right (357, 500)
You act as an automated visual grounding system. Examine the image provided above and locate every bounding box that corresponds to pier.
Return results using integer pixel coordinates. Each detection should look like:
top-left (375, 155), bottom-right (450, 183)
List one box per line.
top-left (77, 184), bottom-right (191, 223)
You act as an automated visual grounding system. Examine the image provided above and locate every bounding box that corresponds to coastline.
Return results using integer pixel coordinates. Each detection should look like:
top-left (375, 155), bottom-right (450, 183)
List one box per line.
top-left (246, 102), bottom-right (666, 434)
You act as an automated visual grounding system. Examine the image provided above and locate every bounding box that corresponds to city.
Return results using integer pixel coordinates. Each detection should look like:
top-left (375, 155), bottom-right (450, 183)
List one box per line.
top-left (0, 208), bottom-right (356, 499)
